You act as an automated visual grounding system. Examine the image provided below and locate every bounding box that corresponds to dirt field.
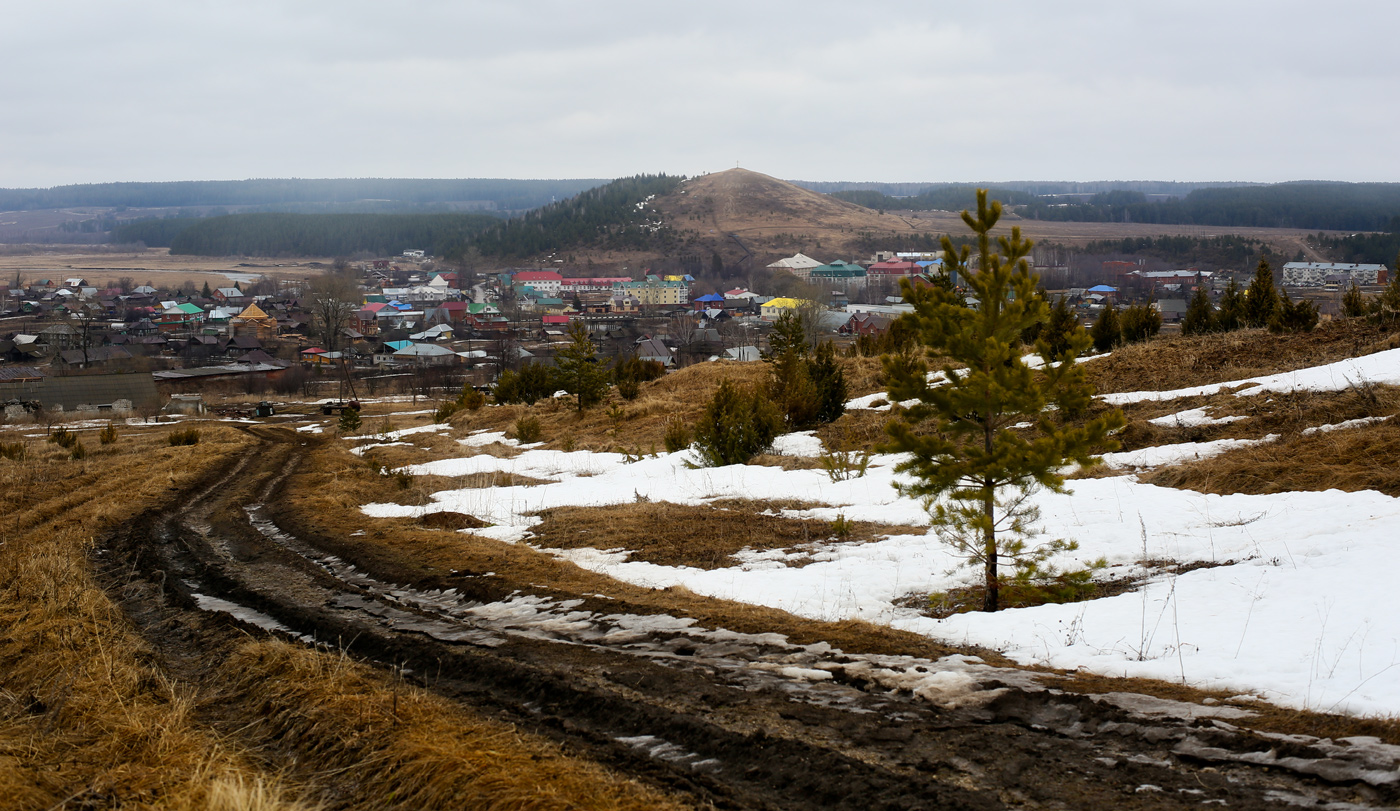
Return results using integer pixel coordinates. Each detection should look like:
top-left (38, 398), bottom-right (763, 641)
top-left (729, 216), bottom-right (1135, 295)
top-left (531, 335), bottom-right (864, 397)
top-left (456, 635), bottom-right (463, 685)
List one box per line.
top-left (0, 247), bottom-right (329, 290)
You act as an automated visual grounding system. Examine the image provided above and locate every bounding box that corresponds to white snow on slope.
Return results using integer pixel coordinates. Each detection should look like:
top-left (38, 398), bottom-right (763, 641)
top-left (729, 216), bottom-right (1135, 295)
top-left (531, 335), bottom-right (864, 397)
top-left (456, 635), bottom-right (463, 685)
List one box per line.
top-left (1098, 436), bottom-right (1277, 470)
top-left (1148, 407), bottom-right (1247, 428)
top-left (360, 349), bottom-right (1400, 717)
top-left (1303, 416), bottom-right (1390, 435)
top-left (1102, 347), bottom-right (1400, 405)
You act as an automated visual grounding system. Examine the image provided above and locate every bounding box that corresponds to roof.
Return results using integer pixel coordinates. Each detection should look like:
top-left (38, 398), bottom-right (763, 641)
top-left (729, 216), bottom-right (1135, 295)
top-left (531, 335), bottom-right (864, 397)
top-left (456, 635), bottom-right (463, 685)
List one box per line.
top-left (762, 297), bottom-right (806, 309)
top-left (393, 343), bottom-right (456, 357)
top-left (514, 271), bottom-right (563, 282)
top-left (0, 366), bottom-right (45, 381)
top-left (767, 253), bottom-right (823, 271)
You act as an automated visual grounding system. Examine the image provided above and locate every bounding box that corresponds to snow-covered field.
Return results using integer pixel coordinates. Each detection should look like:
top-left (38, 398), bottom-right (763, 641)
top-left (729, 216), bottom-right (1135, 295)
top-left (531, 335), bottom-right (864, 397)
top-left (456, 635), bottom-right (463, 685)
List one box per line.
top-left (361, 350), bottom-right (1400, 717)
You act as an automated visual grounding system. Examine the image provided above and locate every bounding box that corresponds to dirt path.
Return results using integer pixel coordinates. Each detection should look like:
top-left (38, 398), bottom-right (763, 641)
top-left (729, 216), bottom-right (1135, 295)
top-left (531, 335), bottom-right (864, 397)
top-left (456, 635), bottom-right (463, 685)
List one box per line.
top-left (101, 426), bottom-right (1400, 809)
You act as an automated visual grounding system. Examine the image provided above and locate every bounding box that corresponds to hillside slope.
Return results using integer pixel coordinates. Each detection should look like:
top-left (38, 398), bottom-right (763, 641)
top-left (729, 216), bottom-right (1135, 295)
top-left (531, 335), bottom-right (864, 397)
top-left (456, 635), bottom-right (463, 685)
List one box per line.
top-left (654, 168), bottom-right (936, 265)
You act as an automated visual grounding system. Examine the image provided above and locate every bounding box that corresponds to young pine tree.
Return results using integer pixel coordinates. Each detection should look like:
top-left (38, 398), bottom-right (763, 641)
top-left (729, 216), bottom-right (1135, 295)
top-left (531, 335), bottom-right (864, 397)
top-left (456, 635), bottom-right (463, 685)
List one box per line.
top-left (692, 380), bottom-right (784, 467)
top-left (1243, 258), bottom-right (1281, 328)
top-left (1119, 303), bottom-right (1162, 344)
top-left (882, 190), bottom-right (1124, 613)
top-left (553, 322), bottom-right (610, 411)
top-left (1341, 283), bottom-right (1367, 319)
top-left (1373, 263), bottom-right (1400, 324)
top-left (1269, 290), bottom-right (1319, 334)
top-left (1217, 278), bottom-right (1246, 332)
top-left (1181, 285), bottom-right (1216, 336)
top-left (1090, 304), bottom-right (1121, 353)
top-left (1039, 296), bottom-right (1084, 361)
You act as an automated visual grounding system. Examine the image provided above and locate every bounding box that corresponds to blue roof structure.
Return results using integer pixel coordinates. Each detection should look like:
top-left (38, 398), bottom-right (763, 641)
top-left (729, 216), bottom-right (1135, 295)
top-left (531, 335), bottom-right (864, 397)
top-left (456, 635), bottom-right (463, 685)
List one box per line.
top-left (1087, 285), bottom-right (1118, 293)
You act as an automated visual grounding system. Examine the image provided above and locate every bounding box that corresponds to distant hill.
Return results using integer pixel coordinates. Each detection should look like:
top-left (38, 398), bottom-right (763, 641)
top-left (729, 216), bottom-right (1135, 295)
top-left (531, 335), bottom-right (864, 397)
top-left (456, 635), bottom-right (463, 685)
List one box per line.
top-left (650, 168), bottom-right (942, 265)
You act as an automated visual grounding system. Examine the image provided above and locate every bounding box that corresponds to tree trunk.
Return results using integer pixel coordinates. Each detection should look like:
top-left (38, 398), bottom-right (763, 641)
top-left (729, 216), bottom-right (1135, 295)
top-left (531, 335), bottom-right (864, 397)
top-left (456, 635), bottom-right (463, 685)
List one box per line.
top-left (982, 485), bottom-right (998, 612)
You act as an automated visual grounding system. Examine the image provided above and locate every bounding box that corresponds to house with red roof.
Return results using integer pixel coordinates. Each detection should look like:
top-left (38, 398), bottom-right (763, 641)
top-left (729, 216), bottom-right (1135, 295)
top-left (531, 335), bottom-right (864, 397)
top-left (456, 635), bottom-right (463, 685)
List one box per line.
top-left (867, 259), bottom-right (921, 278)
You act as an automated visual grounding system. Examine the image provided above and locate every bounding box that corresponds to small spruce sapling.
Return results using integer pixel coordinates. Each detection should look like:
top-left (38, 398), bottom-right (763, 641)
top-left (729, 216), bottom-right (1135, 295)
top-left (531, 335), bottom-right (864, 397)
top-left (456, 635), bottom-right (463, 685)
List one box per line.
top-left (881, 189), bottom-right (1124, 612)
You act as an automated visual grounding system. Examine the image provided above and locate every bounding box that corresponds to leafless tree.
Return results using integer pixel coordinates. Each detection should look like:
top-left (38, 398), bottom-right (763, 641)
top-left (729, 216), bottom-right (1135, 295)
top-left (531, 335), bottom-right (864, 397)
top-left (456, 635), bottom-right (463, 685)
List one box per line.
top-left (307, 271), bottom-right (361, 354)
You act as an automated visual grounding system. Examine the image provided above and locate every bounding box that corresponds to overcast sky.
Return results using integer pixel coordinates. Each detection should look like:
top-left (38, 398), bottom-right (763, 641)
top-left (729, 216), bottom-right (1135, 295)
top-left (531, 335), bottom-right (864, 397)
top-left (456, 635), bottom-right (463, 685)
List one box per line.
top-left (3, 1), bottom-right (1397, 188)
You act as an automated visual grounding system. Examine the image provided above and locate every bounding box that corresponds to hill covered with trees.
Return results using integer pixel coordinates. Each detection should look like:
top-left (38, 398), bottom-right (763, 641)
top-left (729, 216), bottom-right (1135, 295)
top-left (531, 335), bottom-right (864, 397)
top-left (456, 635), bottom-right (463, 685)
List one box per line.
top-left (444, 174), bottom-right (685, 260)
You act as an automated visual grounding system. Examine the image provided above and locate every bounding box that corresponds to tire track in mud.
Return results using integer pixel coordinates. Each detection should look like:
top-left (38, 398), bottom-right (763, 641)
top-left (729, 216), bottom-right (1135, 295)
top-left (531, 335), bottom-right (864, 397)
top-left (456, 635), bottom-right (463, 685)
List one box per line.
top-left (102, 426), bottom-right (1400, 810)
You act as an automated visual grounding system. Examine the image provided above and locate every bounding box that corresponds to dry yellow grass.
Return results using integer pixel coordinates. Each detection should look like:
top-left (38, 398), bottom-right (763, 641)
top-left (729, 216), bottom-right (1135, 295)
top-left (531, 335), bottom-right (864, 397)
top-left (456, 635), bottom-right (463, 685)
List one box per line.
top-left (1084, 319), bottom-right (1400, 395)
top-left (0, 425), bottom-right (312, 811)
top-left (0, 421), bottom-right (694, 811)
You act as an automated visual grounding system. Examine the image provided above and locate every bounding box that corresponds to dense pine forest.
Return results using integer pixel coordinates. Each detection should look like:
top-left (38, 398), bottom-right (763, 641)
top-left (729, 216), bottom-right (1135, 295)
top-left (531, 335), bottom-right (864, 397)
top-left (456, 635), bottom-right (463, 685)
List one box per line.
top-left (0, 178), bottom-right (606, 213)
top-left (164, 212), bottom-right (500, 257)
top-left (828, 181), bottom-right (1400, 233)
top-left (1079, 235), bottom-right (1268, 268)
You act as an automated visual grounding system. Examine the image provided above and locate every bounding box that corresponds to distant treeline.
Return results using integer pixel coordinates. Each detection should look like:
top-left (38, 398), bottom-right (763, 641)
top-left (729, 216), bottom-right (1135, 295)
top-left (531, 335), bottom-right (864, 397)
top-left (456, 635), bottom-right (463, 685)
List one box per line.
top-left (832, 186), bottom-right (1039, 212)
top-left (1317, 231), bottom-right (1400, 266)
top-left (798, 180), bottom-right (1249, 197)
top-left (0, 178), bottom-right (607, 213)
top-left (1080, 235), bottom-right (1267, 268)
top-left (444, 174), bottom-right (685, 260)
top-left (829, 182), bottom-right (1400, 233)
top-left (161, 212), bottom-right (500, 257)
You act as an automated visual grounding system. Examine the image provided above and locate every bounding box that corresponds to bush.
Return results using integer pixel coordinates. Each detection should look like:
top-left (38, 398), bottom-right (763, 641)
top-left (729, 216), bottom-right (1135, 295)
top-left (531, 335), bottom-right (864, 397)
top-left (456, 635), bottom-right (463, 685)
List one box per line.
top-left (459, 386), bottom-right (486, 410)
top-left (338, 407), bottom-right (362, 434)
top-left (1090, 305), bottom-right (1120, 352)
top-left (1269, 291), bottom-right (1319, 334)
top-left (691, 380), bottom-right (783, 467)
top-left (494, 363), bottom-right (555, 405)
top-left (0, 441), bottom-right (26, 461)
top-left (663, 418), bottom-right (691, 454)
top-left (613, 355), bottom-right (665, 385)
top-left (168, 427), bottom-right (201, 446)
top-left (70, 441), bottom-right (87, 460)
top-left (616, 377), bottom-right (640, 401)
top-left (98, 422), bottom-right (118, 445)
top-left (433, 401), bottom-right (461, 423)
top-left (1119, 303), bottom-right (1162, 344)
top-left (513, 415), bottom-right (542, 443)
top-left (768, 340), bottom-right (846, 430)
top-left (1342, 283), bottom-right (1368, 318)
top-left (48, 427), bottom-right (77, 449)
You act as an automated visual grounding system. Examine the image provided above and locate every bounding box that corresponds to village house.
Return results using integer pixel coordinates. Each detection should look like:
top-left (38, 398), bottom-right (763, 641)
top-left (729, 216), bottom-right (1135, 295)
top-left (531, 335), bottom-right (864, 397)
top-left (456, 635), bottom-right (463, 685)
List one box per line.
top-left (766, 253), bottom-right (823, 282)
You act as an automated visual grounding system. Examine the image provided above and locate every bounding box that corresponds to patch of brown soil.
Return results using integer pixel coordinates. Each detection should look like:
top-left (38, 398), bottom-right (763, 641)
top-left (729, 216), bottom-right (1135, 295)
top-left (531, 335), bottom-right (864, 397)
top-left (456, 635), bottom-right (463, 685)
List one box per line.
top-left (529, 500), bottom-right (921, 570)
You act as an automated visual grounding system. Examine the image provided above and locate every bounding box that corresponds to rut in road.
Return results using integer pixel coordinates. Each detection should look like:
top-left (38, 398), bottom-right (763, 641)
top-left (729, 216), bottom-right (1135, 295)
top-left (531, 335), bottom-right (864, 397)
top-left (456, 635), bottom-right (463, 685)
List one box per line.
top-left (105, 427), bottom-right (1400, 810)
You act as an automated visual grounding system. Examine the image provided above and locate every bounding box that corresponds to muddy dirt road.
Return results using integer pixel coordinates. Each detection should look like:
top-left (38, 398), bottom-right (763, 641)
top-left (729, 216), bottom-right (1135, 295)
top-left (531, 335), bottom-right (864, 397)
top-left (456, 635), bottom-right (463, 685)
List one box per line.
top-left (102, 427), bottom-right (1400, 809)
